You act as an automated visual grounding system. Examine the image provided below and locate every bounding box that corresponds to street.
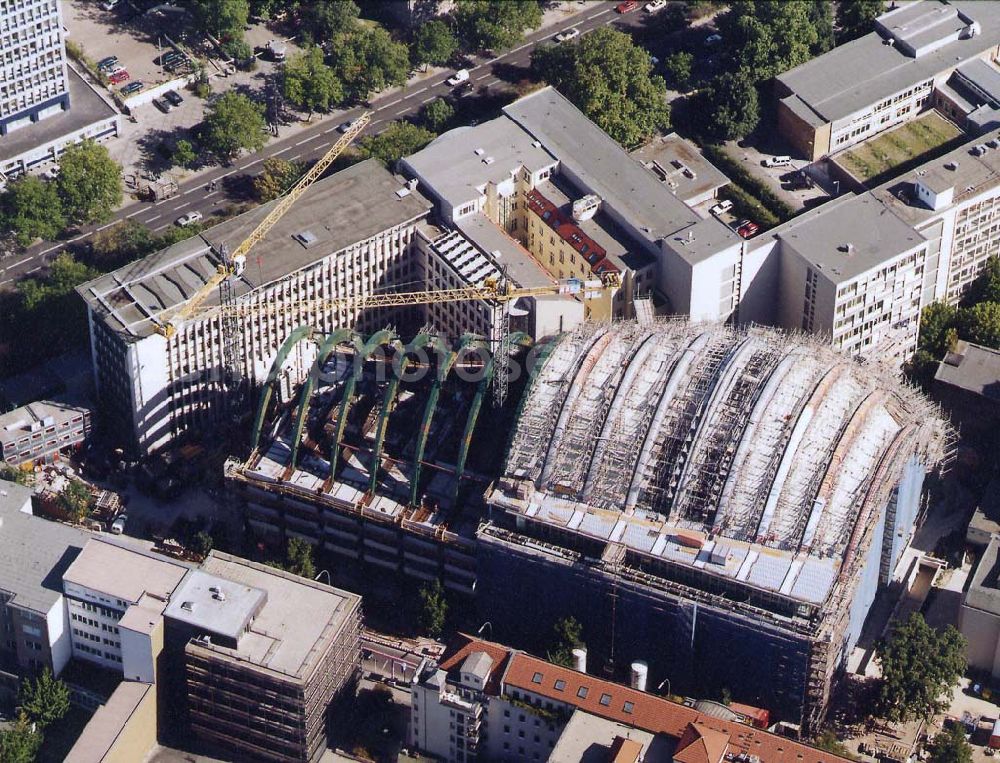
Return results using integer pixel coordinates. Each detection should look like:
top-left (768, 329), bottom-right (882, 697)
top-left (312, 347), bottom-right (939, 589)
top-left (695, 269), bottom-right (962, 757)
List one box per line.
top-left (0, 0), bottom-right (648, 289)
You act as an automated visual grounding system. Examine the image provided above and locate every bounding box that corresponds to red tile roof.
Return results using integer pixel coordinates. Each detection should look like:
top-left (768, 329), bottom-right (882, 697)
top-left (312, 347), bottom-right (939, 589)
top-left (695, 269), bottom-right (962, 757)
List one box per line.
top-left (674, 723), bottom-right (730, 763)
top-left (437, 633), bottom-right (513, 696)
top-left (526, 188), bottom-right (621, 275)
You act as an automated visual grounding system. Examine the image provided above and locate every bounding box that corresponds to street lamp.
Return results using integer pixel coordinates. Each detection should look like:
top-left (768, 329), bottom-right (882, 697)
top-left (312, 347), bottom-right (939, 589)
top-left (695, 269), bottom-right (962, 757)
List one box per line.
top-left (478, 621), bottom-right (493, 639)
top-left (657, 677), bottom-right (671, 697)
top-left (314, 569), bottom-right (331, 584)
top-left (832, 179), bottom-right (841, 196)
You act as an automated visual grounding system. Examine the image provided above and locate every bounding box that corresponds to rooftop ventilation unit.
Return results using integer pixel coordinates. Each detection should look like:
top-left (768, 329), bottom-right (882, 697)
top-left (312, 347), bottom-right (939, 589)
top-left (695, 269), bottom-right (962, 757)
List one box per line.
top-left (945, 161), bottom-right (959, 171)
top-left (483, 156), bottom-right (495, 165)
top-left (531, 140), bottom-right (542, 148)
top-left (213, 590), bottom-right (227, 602)
top-left (181, 601), bottom-right (195, 612)
top-left (293, 230), bottom-right (318, 248)
top-left (474, 148), bottom-right (485, 156)
top-left (571, 194), bottom-right (600, 222)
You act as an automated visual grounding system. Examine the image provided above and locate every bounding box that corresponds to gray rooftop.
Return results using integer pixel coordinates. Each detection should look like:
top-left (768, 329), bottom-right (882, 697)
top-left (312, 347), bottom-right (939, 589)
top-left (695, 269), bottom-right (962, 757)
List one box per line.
top-left (548, 710), bottom-right (670, 763)
top-left (163, 568), bottom-right (267, 642)
top-left (662, 216), bottom-right (742, 266)
top-left (767, 193), bottom-right (927, 283)
top-left (190, 551), bottom-right (361, 681)
top-left (629, 133), bottom-right (731, 205)
top-left (935, 340), bottom-right (1000, 400)
top-left (0, 481), bottom-right (91, 614)
top-left (63, 539), bottom-right (188, 604)
top-left (0, 399), bottom-right (90, 445)
top-left (0, 65), bottom-right (118, 164)
top-left (966, 534), bottom-right (1000, 615)
top-left (455, 214), bottom-right (555, 289)
top-left (460, 650), bottom-right (494, 682)
top-left (401, 116), bottom-right (556, 211)
top-left (77, 160), bottom-right (432, 340)
top-left (953, 59), bottom-right (1000, 108)
top-left (777, 1), bottom-right (1000, 125)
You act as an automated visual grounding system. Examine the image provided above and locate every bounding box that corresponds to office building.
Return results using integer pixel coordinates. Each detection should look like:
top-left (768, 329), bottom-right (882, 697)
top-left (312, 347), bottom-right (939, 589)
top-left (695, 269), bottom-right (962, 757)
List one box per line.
top-left (163, 552), bottom-right (362, 763)
top-left (0, 398), bottom-right (92, 466)
top-left (960, 535), bottom-right (1000, 680)
top-left (77, 159), bottom-right (433, 456)
top-left (776, 0), bottom-right (1000, 160)
top-left (410, 634), bottom-right (852, 763)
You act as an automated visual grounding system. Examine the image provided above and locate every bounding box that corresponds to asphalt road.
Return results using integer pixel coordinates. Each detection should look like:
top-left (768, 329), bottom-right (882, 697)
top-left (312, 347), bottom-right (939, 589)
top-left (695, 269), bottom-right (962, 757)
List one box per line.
top-left (0, 0), bottom-right (651, 289)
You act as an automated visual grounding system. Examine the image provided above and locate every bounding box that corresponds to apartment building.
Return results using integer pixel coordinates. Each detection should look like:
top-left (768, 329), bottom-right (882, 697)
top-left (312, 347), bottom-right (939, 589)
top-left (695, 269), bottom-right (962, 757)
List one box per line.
top-left (163, 552), bottom-right (362, 763)
top-left (77, 160), bottom-right (433, 456)
top-left (776, 0), bottom-right (1000, 160)
top-left (0, 398), bottom-right (91, 466)
top-left (410, 635), bottom-right (852, 763)
top-left (61, 540), bottom-right (187, 679)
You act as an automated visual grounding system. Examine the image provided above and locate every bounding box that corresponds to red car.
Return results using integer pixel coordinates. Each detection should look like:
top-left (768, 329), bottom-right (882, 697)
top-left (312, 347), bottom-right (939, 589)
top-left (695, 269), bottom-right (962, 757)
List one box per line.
top-left (736, 220), bottom-right (760, 238)
top-left (109, 70), bottom-right (129, 84)
top-left (616, 0), bottom-right (639, 12)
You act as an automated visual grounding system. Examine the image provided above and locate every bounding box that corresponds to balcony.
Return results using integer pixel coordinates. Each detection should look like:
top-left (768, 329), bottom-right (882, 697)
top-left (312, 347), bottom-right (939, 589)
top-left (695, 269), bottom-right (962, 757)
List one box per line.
top-left (440, 691), bottom-right (478, 714)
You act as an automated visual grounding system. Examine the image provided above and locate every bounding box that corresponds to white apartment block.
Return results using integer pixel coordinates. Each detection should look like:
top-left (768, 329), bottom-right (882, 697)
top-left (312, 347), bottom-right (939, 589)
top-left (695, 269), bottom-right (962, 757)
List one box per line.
top-left (0, 0), bottom-right (69, 135)
top-left (78, 160), bottom-right (433, 455)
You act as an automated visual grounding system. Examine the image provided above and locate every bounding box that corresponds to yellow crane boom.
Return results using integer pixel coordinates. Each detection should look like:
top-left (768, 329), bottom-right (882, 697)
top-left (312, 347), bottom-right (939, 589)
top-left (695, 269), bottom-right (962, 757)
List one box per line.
top-left (161, 112), bottom-right (372, 335)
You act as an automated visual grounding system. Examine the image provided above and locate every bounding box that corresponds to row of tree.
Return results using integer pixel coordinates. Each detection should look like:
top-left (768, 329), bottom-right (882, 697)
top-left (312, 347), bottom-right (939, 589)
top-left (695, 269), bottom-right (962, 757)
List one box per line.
top-left (0, 669), bottom-right (71, 763)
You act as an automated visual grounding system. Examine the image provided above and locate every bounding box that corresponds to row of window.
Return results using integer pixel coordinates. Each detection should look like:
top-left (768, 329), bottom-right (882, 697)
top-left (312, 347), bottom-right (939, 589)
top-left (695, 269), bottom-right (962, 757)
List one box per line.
top-left (73, 641), bottom-right (122, 662)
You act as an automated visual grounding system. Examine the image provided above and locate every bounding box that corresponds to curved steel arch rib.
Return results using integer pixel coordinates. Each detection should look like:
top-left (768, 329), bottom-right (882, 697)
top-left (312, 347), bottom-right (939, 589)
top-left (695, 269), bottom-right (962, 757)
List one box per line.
top-left (250, 324), bottom-right (315, 453)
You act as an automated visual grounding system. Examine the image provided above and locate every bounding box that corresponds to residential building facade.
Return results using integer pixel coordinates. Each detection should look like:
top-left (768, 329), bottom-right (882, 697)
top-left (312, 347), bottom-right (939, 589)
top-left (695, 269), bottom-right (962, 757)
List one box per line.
top-left (0, 398), bottom-right (91, 466)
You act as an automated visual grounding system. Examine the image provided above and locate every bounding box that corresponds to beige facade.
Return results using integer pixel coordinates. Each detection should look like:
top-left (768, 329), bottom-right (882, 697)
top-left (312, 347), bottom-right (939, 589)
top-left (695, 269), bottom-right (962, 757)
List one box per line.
top-left (64, 681), bottom-right (157, 763)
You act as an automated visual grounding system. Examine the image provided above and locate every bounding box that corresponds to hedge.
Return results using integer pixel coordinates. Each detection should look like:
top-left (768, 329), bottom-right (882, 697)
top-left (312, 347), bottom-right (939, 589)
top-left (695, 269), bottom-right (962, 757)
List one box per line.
top-left (703, 144), bottom-right (796, 222)
top-left (718, 184), bottom-right (779, 229)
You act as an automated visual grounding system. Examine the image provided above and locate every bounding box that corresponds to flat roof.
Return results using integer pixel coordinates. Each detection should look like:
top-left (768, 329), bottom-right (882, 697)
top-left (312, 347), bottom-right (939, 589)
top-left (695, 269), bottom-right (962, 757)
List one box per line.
top-left (77, 159), bottom-right (432, 340)
top-left (661, 216), bottom-right (742, 266)
top-left (455, 214), bottom-right (555, 289)
top-left (62, 539), bottom-right (188, 604)
top-left (0, 480), bottom-right (91, 614)
top-left (776, 1), bottom-right (1000, 125)
top-left (64, 681), bottom-right (152, 763)
top-left (629, 134), bottom-right (730, 205)
top-left (934, 340), bottom-right (1000, 400)
top-left (768, 193), bottom-right (927, 283)
top-left (163, 568), bottom-right (267, 642)
top-left (189, 551), bottom-right (360, 681)
top-left (953, 58), bottom-right (1000, 106)
top-left (966, 535), bottom-right (1000, 615)
top-left (0, 65), bottom-right (118, 163)
top-left (401, 116), bottom-right (557, 211)
top-left (0, 399), bottom-right (90, 443)
top-left (549, 711), bottom-right (666, 763)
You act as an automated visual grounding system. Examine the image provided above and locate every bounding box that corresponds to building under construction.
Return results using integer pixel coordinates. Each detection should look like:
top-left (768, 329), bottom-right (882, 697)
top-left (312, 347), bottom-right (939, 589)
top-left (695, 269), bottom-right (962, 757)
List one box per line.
top-left (225, 319), bottom-right (950, 731)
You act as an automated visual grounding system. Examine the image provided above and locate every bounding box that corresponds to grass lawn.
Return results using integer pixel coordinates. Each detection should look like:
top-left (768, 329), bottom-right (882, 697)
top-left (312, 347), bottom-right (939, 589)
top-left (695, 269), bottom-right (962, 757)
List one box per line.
top-left (840, 112), bottom-right (962, 181)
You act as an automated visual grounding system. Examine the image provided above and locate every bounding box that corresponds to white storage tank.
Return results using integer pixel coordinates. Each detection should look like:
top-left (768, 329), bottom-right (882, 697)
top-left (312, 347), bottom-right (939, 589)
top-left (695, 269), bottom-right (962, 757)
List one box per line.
top-left (571, 647), bottom-right (587, 673)
top-left (630, 660), bottom-right (648, 692)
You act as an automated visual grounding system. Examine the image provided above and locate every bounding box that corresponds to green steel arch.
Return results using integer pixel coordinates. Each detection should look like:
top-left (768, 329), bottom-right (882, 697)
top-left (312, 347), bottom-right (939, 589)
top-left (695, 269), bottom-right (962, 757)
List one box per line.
top-left (368, 333), bottom-right (439, 496)
top-left (251, 324), bottom-right (314, 452)
top-left (329, 328), bottom-right (397, 481)
top-left (407, 334), bottom-right (472, 506)
top-left (451, 332), bottom-right (533, 506)
top-left (289, 328), bottom-right (360, 468)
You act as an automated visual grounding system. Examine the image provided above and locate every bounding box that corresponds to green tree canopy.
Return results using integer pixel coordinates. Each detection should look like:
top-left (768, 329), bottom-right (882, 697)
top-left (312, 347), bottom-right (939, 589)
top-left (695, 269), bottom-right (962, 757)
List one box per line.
top-left (193, 0), bottom-right (249, 40)
top-left (330, 26), bottom-right (411, 102)
top-left (412, 19), bottom-right (458, 66)
top-left (59, 478), bottom-right (93, 524)
top-left (877, 612), bottom-right (966, 723)
top-left (418, 579), bottom-right (447, 638)
top-left (717, 1), bottom-right (820, 82)
top-left (360, 121), bottom-right (435, 166)
top-left (421, 97), bottom-right (455, 132)
top-left (56, 139), bottom-right (123, 225)
top-left (299, 0), bottom-right (360, 44)
top-left (813, 730), bottom-right (857, 761)
top-left (202, 91), bottom-right (267, 161)
top-left (963, 256), bottom-right (1000, 306)
top-left (20, 668), bottom-right (70, 729)
top-left (958, 302), bottom-right (1000, 350)
top-left (928, 724), bottom-right (973, 763)
top-left (531, 28), bottom-right (670, 148)
top-left (698, 68), bottom-right (760, 141)
top-left (0, 462), bottom-right (33, 486)
top-left (282, 45), bottom-right (343, 116)
top-left (662, 51), bottom-right (694, 91)
top-left (285, 537), bottom-right (316, 578)
top-left (837, 0), bottom-right (885, 44)
top-left (918, 302), bottom-right (959, 358)
top-left (253, 157), bottom-right (303, 202)
top-left (0, 713), bottom-right (42, 763)
top-left (809, 0), bottom-right (835, 54)
top-left (454, 0), bottom-right (542, 52)
top-left (1, 176), bottom-right (65, 247)
top-left (172, 139), bottom-right (197, 168)
top-left (549, 616), bottom-right (585, 668)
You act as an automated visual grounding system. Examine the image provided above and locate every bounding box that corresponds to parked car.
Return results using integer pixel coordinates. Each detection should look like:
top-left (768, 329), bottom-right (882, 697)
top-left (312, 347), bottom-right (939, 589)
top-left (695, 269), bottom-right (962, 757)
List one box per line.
top-left (447, 68), bottom-right (470, 86)
top-left (110, 514), bottom-right (127, 535)
top-left (709, 200), bottom-right (734, 216)
top-left (736, 220), bottom-right (760, 238)
top-left (555, 27), bottom-right (580, 43)
top-left (644, 0), bottom-right (667, 10)
top-left (704, 33), bottom-right (723, 46)
top-left (109, 70), bottom-right (129, 84)
top-left (454, 80), bottom-right (475, 97)
top-left (762, 155), bottom-right (792, 168)
top-left (153, 97), bottom-right (172, 113)
top-left (120, 81), bottom-right (143, 95)
top-left (616, 0), bottom-right (639, 12)
top-left (176, 211), bottom-right (203, 227)
top-left (164, 89), bottom-right (184, 106)
top-left (97, 56), bottom-right (118, 71)
top-left (337, 119), bottom-right (358, 133)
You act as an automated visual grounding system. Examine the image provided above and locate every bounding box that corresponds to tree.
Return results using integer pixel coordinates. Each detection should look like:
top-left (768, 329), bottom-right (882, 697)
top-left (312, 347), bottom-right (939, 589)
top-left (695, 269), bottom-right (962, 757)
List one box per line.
top-left (963, 256), bottom-right (1000, 306)
top-left (958, 302), bottom-right (1000, 350)
top-left (282, 45), bottom-right (343, 117)
top-left (662, 51), bottom-right (693, 91)
top-left (918, 302), bottom-right (959, 357)
top-left (193, 530), bottom-right (214, 559)
top-left (0, 462), bottom-right (32, 486)
top-left (59, 478), bottom-right (93, 524)
top-left (299, 0), bottom-right (360, 44)
top-left (286, 537), bottom-right (316, 579)
top-left (927, 725), bottom-right (973, 763)
top-left (657, 3), bottom-right (689, 34)
top-left (421, 98), bottom-right (454, 132)
top-left (89, 219), bottom-right (158, 269)
top-left (55, 139), bottom-right (123, 226)
top-left (717, 1), bottom-right (820, 82)
top-left (0, 713), bottom-right (42, 763)
top-left (222, 37), bottom-right (253, 65)
top-left (809, 0), bottom-right (835, 55)
top-left (412, 19), bottom-right (458, 66)
top-left (192, 0), bottom-right (249, 40)
top-left (699, 69), bottom-right (760, 140)
top-left (172, 139), bottom-right (197, 169)
top-left (813, 730), bottom-right (857, 761)
top-left (418, 579), bottom-right (447, 638)
top-left (20, 668), bottom-right (70, 729)
top-left (837, 0), bottom-right (885, 44)
top-left (329, 26), bottom-right (410, 102)
top-left (531, 28), bottom-right (670, 148)
top-left (1, 176), bottom-right (65, 247)
top-left (877, 612), bottom-right (966, 723)
top-left (202, 91), bottom-right (267, 161)
top-left (253, 157), bottom-right (302, 201)
top-left (454, 0), bottom-right (542, 52)
top-left (360, 121), bottom-right (435, 167)
top-left (549, 616), bottom-right (584, 668)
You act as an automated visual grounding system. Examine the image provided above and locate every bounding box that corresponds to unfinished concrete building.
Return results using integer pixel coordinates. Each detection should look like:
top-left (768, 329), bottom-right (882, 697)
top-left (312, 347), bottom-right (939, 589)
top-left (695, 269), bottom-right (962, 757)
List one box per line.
top-left (225, 320), bottom-right (949, 730)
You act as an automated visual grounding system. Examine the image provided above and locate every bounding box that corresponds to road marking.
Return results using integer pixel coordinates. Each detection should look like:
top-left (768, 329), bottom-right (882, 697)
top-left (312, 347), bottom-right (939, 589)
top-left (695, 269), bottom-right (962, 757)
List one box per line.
top-left (69, 234), bottom-right (86, 242)
top-left (173, 201), bottom-right (191, 211)
top-left (125, 209), bottom-right (144, 218)
top-left (205, 191), bottom-right (218, 198)
top-left (274, 146), bottom-right (291, 155)
top-left (383, 98), bottom-right (402, 107)
top-left (405, 87), bottom-right (427, 99)
top-left (244, 157), bottom-right (264, 169)
top-left (153, 223), bottom-right (172, 232)
top-left (323, 126), bottom-right (338, 134)
top-left (295, 136), bottom-right (313, 146)
top-left (10, 257), bottom-right (31, 268)
top-left (38, 244), bottom-right (60, 255)
top-left (0, 278), bottom-right (11, 286)
top-left (288, 153), bottom-right (301, 161)
top-left (421, 96), bottom-right (436, 104)
top-left (181, 186), bottom-right (198, 196)
top-left (27, 266), bottom-right (42, 274)
top-left (588, 8), bottom-right (611, 20)
top-left (96, 222), bottom-right (118, 231)
top-left (146, 214), bottom-right (162, 222)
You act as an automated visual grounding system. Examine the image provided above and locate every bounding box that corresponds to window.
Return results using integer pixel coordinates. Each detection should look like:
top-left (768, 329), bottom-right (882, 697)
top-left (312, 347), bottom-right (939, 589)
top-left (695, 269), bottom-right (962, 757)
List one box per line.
top-left (554, 679), bottom-right (566, 691)
top-left (599, 693), bottom-right (612, 706)
top-left (577, 686), bottom-right (589, 699)
top-left (623, 701), bottom-right (634, 714)
top-left (531, 672), bottom-right (543, 684)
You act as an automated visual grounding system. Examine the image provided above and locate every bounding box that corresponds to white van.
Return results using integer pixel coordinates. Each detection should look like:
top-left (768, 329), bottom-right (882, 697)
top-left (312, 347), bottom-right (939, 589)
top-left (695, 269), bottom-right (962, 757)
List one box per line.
top-left (447, 69), bottom-right (470, 86)
top-left (762, 155), bottom-right (792, 168)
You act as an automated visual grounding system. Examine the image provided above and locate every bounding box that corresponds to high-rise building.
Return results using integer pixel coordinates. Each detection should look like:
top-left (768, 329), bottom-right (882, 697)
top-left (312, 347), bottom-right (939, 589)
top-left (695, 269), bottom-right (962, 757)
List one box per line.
top-left (0, 0), bottom-right (70, 135)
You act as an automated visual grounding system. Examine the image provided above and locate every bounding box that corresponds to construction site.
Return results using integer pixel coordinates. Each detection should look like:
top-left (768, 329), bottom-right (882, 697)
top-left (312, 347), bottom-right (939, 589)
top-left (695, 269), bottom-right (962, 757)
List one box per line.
top-left (225, 319), bottom-right (951, 732)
